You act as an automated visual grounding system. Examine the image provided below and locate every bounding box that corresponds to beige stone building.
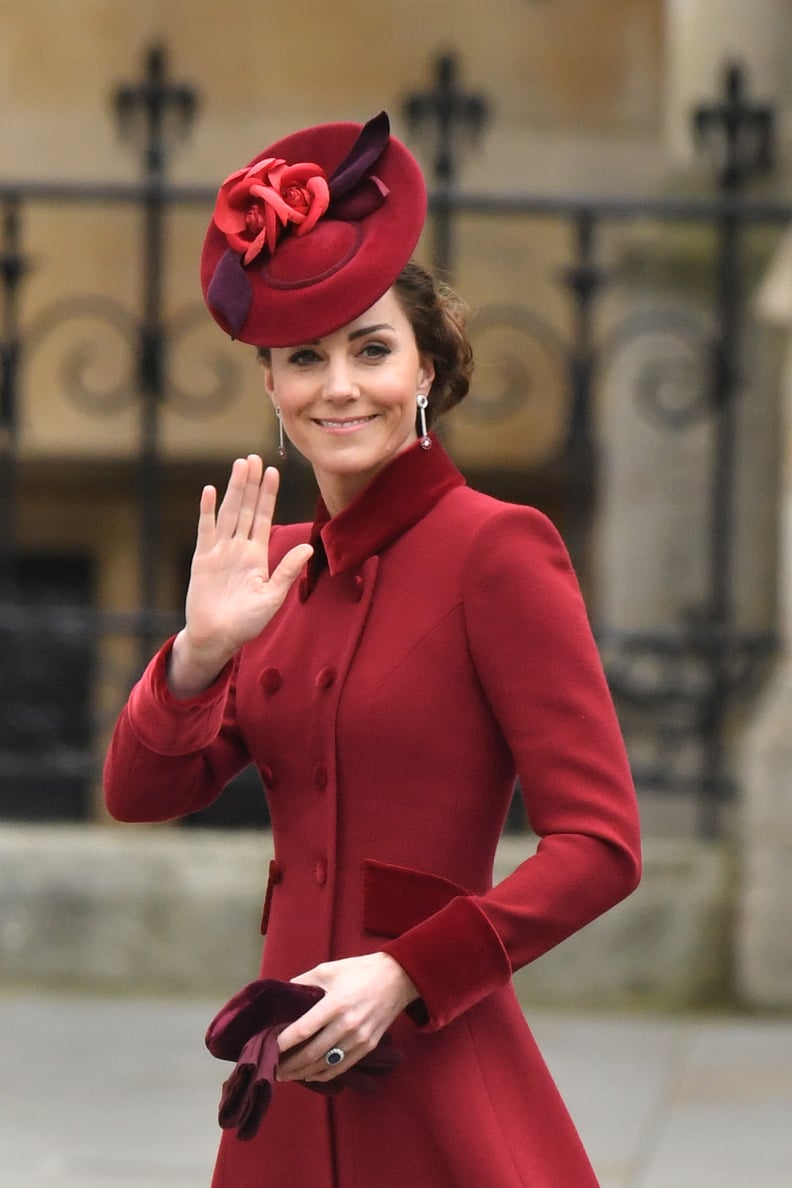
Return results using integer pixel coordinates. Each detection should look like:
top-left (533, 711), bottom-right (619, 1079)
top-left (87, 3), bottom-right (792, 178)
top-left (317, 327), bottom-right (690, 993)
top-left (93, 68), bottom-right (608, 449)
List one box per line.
top-left (0, 0), bottom-right (665, 811)
top-left (2, 0), bottom-right (792, 1008)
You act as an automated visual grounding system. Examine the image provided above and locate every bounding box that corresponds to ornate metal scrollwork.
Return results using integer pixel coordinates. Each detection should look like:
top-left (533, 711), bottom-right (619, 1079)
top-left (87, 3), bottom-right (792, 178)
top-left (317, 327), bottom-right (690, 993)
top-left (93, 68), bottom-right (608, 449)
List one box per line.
top-left (24, 296), bottom-right (139, 417)
top-left (600, 306), bottom-right (716, 431)
top-left (466, 303), bottom-right (570, 424)
top-left (599, 632), bottom-right (713, 708)
top-left (164, 303), bottom-right (243, 419)
top-left (23, 296), bottom-right (244, 421)
top-left (598, 624), bottom-right (775, 808)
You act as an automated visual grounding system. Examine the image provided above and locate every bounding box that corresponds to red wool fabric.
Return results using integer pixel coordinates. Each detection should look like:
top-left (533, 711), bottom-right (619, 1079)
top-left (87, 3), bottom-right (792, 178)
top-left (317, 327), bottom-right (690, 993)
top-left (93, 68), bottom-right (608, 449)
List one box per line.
top-left (200, 113), bottom-right (427, 347)
top-left (104, 439), bottom-right (641, 1187)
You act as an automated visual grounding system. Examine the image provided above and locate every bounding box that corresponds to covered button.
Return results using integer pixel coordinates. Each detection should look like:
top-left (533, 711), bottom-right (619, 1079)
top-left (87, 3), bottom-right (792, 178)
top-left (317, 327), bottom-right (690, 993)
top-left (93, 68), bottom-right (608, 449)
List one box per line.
top-left (313, 762), bottom-right (328, 789)
top-left (259, 667), bottom-right (282, 694)
top-left (314, 665), bottom-right (337, 689)
top-left (313, 858), bottom-right (327, 886)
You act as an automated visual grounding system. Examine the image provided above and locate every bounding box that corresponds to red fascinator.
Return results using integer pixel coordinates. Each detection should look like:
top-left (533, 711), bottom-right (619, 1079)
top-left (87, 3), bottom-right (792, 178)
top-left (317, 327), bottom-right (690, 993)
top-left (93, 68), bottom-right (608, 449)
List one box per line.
top-left (200, 112), bottom-right (427, 348)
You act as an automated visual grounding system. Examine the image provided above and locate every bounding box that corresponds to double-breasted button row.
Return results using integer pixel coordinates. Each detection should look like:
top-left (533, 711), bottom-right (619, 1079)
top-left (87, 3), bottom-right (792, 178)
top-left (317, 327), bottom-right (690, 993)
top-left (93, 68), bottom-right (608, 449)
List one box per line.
top-left (260, 665), bottom-right (339, 692)
top-left (259, 762), bottom-right (331, 791)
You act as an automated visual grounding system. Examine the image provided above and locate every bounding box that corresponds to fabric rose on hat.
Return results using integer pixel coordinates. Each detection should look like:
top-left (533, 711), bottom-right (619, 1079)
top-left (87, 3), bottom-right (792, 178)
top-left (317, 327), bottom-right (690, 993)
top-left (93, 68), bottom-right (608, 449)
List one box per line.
top-left (213, 158), bottom-right (331, 265)
top-left (204, 113), bottom-right (397, 340)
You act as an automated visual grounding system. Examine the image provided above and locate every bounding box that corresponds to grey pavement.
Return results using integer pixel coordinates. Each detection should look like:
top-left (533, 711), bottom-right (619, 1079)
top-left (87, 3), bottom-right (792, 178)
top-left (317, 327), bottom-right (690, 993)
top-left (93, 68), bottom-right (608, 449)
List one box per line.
top-left (2, 991), bottom-right (791, 1187)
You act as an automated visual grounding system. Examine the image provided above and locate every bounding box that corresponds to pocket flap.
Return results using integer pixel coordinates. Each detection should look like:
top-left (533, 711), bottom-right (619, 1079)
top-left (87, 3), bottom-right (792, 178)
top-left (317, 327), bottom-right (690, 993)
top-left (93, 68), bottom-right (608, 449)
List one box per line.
top-left (363, 859), bottom-right (470, 939)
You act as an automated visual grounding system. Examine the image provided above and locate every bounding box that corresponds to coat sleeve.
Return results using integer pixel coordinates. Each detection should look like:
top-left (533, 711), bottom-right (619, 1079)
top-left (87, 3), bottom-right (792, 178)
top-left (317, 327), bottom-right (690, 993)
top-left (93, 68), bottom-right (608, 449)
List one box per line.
top-left (103, 636), bottom-right (251, 822)
top-left (381, 505), bottom-right (642, 1031)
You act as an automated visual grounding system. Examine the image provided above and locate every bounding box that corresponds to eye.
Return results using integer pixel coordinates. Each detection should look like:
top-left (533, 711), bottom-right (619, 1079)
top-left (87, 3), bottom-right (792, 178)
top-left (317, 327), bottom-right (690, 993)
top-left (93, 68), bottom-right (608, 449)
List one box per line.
top-left (287, 347), bottom-right (321, 366)
top-left (359, 341), bottom-right (391, 360)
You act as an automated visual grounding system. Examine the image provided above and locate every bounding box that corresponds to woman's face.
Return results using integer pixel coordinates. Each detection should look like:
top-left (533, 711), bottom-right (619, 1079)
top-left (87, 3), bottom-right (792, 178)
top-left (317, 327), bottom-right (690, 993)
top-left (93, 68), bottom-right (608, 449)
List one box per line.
top-left (262, 288), bottom-right (434, 514)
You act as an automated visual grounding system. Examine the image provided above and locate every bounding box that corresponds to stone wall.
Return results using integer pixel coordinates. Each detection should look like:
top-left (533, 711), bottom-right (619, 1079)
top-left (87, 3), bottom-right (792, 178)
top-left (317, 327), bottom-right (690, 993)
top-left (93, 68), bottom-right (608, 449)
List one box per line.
top-left (1, 824), bottom-right (734, 1009)
top-left (736, 230), bottom-right (792, 1010)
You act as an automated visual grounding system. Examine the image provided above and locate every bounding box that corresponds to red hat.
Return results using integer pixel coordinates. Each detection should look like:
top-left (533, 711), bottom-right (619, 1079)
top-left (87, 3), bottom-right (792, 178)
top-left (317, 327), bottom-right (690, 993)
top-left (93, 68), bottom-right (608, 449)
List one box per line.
top-left (200, 112), bottom-right (427, 348)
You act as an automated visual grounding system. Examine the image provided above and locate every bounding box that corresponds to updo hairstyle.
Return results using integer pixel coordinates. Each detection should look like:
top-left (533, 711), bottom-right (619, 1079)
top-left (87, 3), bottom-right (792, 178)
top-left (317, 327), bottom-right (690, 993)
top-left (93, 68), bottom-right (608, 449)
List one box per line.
top-left (392, 261), bottom-right (473, 429)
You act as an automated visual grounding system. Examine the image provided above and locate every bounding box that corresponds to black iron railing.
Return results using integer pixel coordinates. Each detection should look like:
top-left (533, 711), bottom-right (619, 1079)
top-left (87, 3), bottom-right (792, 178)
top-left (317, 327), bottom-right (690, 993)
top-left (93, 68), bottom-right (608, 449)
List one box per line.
top-left (0, 47), bottom-right (786, 834)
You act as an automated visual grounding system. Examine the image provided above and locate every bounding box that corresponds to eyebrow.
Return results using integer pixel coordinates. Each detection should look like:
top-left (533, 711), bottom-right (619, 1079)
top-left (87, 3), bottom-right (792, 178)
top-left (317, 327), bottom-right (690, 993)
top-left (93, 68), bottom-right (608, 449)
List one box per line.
top-left (292, 323), bottom-right (395, 351)
top-left (347, 322), bottom-right (394, 341)
top-left (299, 323), bottom-right (395, 347)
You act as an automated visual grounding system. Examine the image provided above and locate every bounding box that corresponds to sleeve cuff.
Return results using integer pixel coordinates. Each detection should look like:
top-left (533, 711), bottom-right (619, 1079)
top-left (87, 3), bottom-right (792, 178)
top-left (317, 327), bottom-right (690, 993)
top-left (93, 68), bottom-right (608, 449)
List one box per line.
top-left (382, 895), bottom-right (512, 1032)
top-left (126, 636), bottom-right (236, 756)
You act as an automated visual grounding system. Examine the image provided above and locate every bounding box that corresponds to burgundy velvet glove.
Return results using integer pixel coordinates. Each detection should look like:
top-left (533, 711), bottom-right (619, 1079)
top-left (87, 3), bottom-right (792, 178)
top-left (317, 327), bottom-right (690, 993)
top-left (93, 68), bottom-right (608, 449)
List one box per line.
top-left (205, 978), bottom-right (404, 1140)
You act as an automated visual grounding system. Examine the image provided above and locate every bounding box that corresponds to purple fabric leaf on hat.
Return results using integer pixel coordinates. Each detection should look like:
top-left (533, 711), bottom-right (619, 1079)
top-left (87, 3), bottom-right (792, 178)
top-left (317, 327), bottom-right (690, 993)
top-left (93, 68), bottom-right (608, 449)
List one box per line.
top-left (328, 111), bottom-right (391, 201)
top-left (330, 175), bottom-right (389, 222)
top-left (206, 249), bottom-right (253, 339)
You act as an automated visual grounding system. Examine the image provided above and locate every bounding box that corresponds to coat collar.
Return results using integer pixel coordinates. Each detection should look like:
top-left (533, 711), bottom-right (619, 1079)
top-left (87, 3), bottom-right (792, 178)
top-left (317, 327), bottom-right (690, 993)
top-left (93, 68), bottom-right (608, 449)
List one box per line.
top-left (306, 434), bottom-right (465, 582)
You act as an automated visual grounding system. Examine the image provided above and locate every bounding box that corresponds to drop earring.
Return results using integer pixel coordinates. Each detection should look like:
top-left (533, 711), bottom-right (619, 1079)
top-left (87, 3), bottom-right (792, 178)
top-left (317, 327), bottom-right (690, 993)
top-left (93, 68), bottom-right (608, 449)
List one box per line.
top-left (417, 393), bottom-right (432, 450)
top-left (275, 407), bottom-right (287, 460)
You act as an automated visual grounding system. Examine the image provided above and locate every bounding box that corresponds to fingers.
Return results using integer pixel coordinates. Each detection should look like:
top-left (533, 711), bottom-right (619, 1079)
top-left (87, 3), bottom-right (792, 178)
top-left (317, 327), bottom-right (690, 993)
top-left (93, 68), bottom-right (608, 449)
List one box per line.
top-left (215, 455), bottom-right (264, 541)
top-left (268, 543), bottom-right (314, 601)
top-left (278, 1002), bottom-right (344, 1083)
top-left (277, 997), bottom-right (332, 1057)
top-left (235, 454), bottom-right (264, 539)
top-left (276, 979), bottom-right (381, 1085)
top-left (251, 466), bottom-right (281, 548)
top-left (194, 485), bottom-right (217, 555)
top-left (196, 457), bottom-right (288, 554)
top-left (213, 457), bottom-right (246, 539)
top-left (278, 1025), bottom-right (370, 1085)
top-left (277, 954), bottom-right (408, 1085)
top-left (285, 1040), bottom-right (370, 1085)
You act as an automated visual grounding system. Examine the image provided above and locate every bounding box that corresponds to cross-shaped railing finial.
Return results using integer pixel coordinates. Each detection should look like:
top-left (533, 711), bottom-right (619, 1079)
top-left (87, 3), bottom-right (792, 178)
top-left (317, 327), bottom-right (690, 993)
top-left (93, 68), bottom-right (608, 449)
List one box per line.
top-left (692, 60), bottom-right (775, 193)
top-left (113, 43), bottom-right (199, 181)
top-left (404, 52), bottom-right (489, 189)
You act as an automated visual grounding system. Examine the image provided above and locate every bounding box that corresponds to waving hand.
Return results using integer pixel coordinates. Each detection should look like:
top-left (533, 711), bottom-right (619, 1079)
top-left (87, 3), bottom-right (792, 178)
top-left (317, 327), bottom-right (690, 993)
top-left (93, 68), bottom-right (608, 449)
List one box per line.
top-left (169, 455), bottom-right (313, 697)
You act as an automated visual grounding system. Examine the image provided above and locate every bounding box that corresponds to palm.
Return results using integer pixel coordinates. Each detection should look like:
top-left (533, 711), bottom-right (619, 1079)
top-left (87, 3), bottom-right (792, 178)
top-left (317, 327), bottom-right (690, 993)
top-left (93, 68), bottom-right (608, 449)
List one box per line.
top-left (185, 455), bottom-right (312, 658)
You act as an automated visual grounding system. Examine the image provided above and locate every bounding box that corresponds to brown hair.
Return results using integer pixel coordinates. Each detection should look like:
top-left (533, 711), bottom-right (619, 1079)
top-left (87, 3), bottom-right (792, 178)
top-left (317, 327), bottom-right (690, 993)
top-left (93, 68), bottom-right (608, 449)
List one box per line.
top-left (256, 261), bottom-right (474, 430)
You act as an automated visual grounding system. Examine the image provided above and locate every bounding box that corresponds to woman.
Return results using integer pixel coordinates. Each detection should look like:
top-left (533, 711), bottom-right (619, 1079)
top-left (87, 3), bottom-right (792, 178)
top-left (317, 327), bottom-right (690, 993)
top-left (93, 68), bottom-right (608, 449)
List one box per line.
top-left (104, 112), bottom-right (641, 1187)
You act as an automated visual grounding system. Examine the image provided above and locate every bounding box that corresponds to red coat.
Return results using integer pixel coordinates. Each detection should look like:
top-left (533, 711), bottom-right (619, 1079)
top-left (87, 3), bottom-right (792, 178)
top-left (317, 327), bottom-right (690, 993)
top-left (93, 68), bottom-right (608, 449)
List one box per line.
top-left (105, 438), bottom-right (641, 1187)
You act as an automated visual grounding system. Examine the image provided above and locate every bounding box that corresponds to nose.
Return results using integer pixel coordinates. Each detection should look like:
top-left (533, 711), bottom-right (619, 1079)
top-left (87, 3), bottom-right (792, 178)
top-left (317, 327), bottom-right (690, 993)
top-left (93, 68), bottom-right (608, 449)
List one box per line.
top-left (322, 356), bottom-right (358, 402)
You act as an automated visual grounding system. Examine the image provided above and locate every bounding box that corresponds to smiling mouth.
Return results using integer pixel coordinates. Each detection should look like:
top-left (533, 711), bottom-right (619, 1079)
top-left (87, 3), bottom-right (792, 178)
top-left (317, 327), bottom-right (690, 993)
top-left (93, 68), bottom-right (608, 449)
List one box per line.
top-left (313, 416), bottom-right (378, 431)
